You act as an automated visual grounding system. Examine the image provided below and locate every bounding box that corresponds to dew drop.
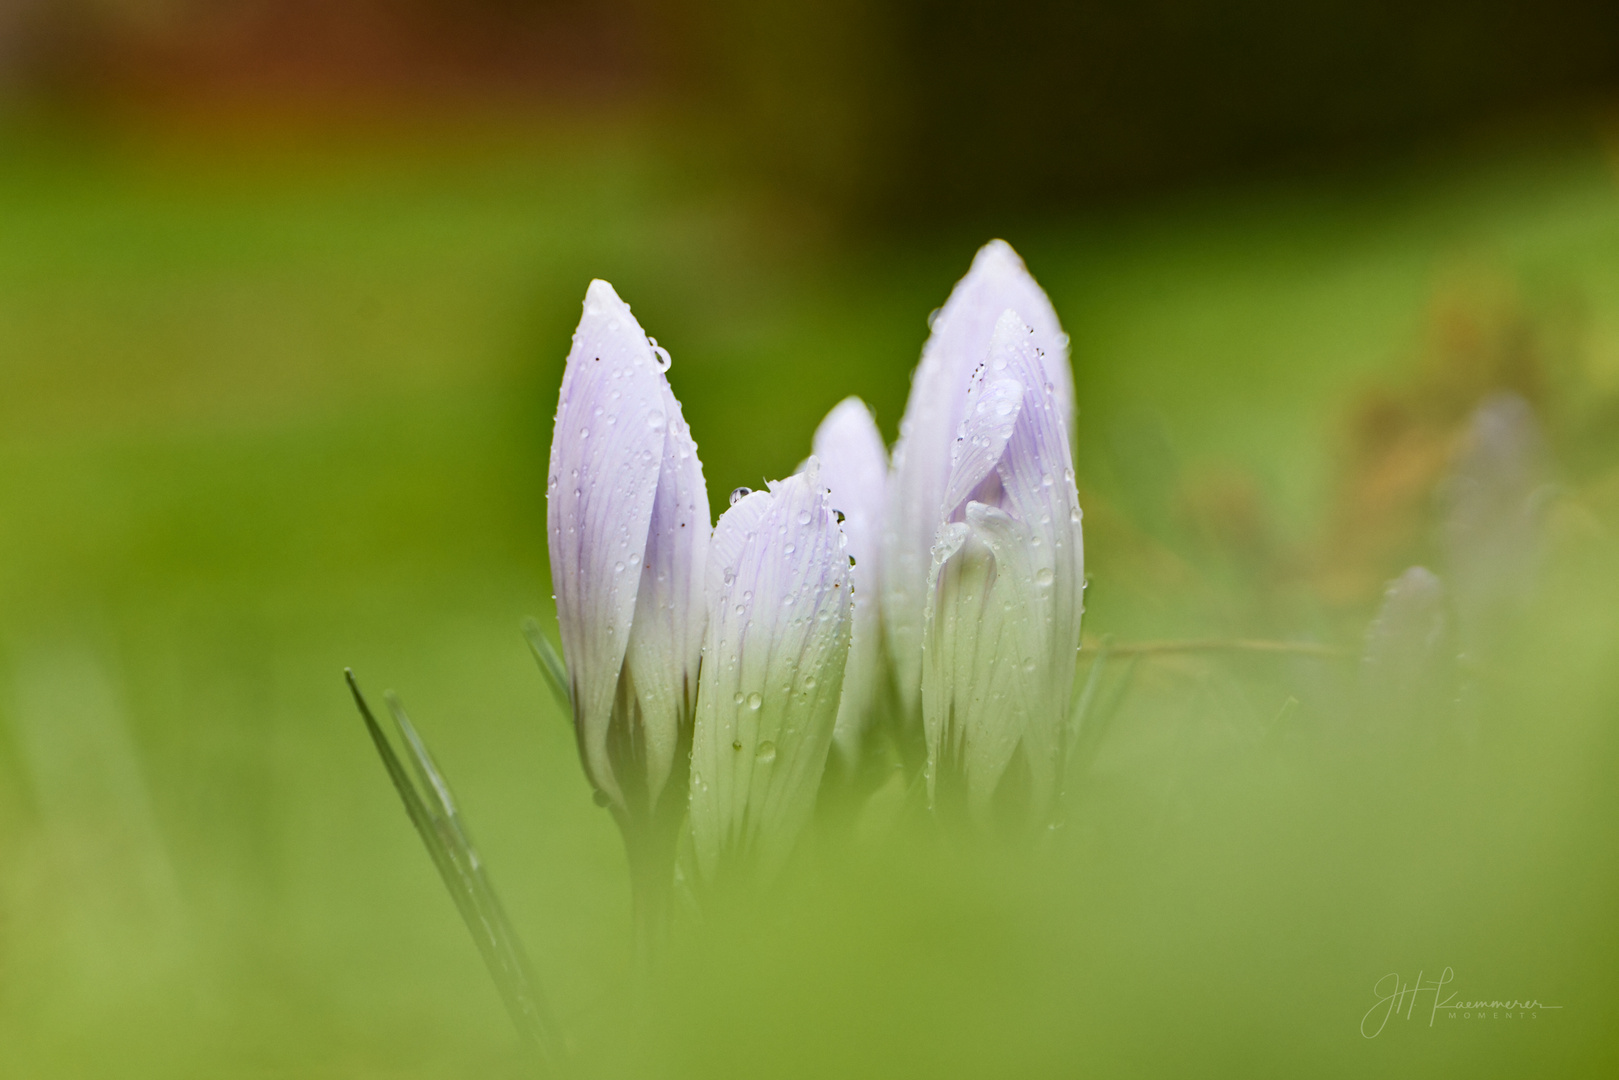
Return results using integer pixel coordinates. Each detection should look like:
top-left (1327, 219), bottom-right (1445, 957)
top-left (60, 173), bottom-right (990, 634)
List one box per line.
top-left (747, 692), bottom-right (762, 711)
top-left (648, 337), bottom-right (672, 371)
top-left (755, 740), bottom-right (776, 764)
top-left (730, 486), bottom-right (752, 506)
top-left (733, 692), bottom-right (745, 706)
top-left (1035, 567), bottom-right (1054, 586)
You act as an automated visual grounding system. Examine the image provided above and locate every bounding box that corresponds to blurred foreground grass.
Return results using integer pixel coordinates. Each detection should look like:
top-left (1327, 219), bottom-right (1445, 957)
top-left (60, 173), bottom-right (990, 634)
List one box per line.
top-left (0, 115), bottom-right (1616, 1077)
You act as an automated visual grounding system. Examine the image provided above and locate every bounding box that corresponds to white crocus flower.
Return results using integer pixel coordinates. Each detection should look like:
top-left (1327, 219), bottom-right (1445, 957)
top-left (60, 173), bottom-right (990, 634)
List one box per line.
top-left (811, 398), bottom-right (888, 766)
top-left (884, 240), bottom-right (1073, 731)
top-left (689, 461), bottom-right (853, 883)
top-left (546, 280), bottom-right (709, 853)
top-left (921, 311), bottom-right (1084, 826)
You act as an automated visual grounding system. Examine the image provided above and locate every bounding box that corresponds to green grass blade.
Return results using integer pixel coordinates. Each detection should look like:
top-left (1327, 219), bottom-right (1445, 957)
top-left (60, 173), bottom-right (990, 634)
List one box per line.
top-left (346, 670), bottom-right (565, 1075)
top-left (521, 618), bottom-right (573, 718)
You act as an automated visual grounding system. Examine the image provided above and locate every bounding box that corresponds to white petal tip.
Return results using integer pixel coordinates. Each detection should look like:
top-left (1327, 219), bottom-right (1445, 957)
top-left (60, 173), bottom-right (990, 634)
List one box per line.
top-left (583, 278), bottom-right (630, 316)
top-left (972, 239), bottom-right (1028, 276)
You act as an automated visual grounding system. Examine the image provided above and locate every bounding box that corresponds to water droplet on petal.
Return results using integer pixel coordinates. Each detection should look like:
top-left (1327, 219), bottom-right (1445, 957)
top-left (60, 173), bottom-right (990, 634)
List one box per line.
top-left (648, 337), bottom-right (672, 371)
top-left (796, 509), bottom-right (812, 525)
top-left (730, 487), bottom-right (752, 506)
top-left (755, 741), bottom-right (776, 764)
top-left (747, 692), bottom-right (762, 711)
top-left (1035, 567), bottom-right (1054, 586)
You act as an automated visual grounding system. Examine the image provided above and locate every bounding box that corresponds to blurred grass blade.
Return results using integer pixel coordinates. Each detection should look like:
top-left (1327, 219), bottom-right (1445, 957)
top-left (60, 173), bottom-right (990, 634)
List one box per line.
top-left (1064, 642), bottom-right (1110, 782)
top-left (1063, 653), bottom-right (1141, 791)
top-left (522, 618), bottom-right (572, 717)
top-left (345, 670), bottom-right (565, 1075)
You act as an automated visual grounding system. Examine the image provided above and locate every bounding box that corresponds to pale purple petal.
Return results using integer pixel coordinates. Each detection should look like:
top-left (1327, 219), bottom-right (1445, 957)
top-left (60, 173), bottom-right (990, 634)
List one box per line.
top-left (884, 240), bottom-right (1072, 725)
top-left (941, 373), bottom-right (1022, 518)
top-left (920, 311), bottom-right (1084, 824)
top-left (690, 461), bottom-right (853, 881)
top-left (620, 374), bottom-right (710, 808)
top-left (545, 279), bottom-right (678, 809)
top-left (812, 398), bottom-right (888, 758)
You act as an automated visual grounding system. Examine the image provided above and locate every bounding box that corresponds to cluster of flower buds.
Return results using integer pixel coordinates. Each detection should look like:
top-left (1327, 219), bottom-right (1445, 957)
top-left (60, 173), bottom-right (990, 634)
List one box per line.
top-left (546, 242), bottom-right (1083, 889)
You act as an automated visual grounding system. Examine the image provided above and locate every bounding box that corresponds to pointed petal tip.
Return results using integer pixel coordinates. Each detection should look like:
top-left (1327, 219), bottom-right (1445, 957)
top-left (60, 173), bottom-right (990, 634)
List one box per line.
top-left (579, 280), bottom-right (642, 332)
top-left (972, 238), bottom-right (1028, 275)
top-left (584, 278), bottom-right (625, 307)
top-left (828, 394), bottom-right (873, 416)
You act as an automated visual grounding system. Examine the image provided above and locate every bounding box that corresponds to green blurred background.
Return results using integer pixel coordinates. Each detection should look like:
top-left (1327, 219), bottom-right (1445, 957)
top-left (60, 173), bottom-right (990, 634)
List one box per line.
top-left (1, 3), bottom-right (1618, 1077)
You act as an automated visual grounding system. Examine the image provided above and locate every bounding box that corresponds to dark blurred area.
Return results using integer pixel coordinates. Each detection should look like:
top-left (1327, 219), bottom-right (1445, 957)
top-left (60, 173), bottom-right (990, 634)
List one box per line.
top-left (4, 0), bottom-right (1618, 216)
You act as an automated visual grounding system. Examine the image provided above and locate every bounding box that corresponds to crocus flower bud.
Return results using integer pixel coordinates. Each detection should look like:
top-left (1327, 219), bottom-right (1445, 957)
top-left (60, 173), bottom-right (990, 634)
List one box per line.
top-left (1361, 565), bottom-right (1456, 747)
top-left (884, 241), bottom-right (1072, 730)
top-left (689, 461), bottom-right (853, 883)
top-left (921, 311), bottom-right (1084, 826)
top-left (1441, 393), bottom-right (1551, 665)
top-left (546, 280), bottom-right (709, 834)
top-left (811, 398), bottom-right (888, 765)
